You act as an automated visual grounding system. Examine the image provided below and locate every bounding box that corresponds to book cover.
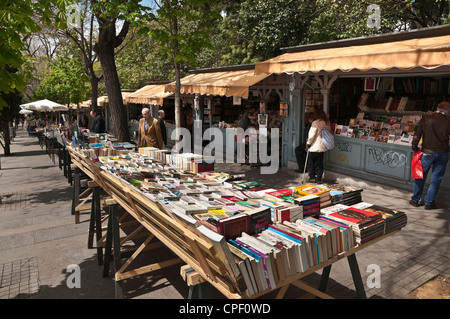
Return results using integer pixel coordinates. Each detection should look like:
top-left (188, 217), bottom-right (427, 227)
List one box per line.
top-left (218, 213), bottom-right (251, 240)
top-left (329, 207), bottom-right (382, 226)
top-left (279, 195), bottom-right (295, 203)
top-left (266, 189), bottom-right (293, 198)
top-left (275, 205), bottom-right (303, 223)
top-left (294, 184), bottom-right (329, 197)
top-left (235, 181), bottom-right (262, 190)
top-left (244, 206), bottom-right (272, 235)
top-left (236, 201), bottom-right (260, 209)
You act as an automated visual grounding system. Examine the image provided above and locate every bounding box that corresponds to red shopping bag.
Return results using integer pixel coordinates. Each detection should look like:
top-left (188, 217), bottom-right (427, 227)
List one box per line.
top-left (411, 150), bottom-right (423, 179)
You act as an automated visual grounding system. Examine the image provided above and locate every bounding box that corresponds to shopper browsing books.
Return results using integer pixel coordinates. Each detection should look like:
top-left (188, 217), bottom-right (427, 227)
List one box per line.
top-left (410, 101), bottom-right (450, 210)
top-left (238, 105), bottom-right (258, 131)
top-left (90, 109), bottom-right (105, 133)
top-left (77, 111), bottom-right (89, 129)
top-left (305, 108), bottom-right (331, 183)
top-left (138, 107), bottom-right (164, 149)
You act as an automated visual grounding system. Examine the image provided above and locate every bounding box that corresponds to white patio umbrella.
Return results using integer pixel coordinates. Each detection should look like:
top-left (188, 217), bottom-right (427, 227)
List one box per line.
top-left (19, 109), bottom-right (33, 115)
top-left (20, 99), bottom-right (68, 112)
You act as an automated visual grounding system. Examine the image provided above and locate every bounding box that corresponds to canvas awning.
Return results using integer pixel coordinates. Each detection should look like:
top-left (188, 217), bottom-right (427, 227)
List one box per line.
top-left (254, 33), bottom-right (450, 76)
top-left (164, 68), bottom-right (270, 99)
top-left (125, 84), bottom-right (172, 106)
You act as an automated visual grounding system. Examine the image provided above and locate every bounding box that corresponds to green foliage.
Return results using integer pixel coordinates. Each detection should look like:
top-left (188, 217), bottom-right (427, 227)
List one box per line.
top-left (33, 49), bottom-right (90, 104)
top-left (116, 29), bottom-right (176, 89)
top-left (0, 0), bottom-right (63, 109)
top-left (142, 0), bottom-right (221, 67)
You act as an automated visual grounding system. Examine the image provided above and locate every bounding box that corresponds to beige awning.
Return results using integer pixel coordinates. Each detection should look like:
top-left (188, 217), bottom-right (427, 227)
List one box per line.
top-left (164, 68), bottom-right (270, 99)
top-left (94, 92), bottom-right (134, 107)
top-left (125, 84), bottom-right (172, 106)
top-left (255, 34), bottom-right (450, 75)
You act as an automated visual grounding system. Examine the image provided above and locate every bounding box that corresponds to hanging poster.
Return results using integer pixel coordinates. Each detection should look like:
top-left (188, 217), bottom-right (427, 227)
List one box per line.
top-left (259, 102), bottom-right (266, 114)
top-left (280, 103), bottom-right (288, 117)
top-left (364, 78), bottom-right (377, 91)
top-left (258, 114), bottom-right (268, 127)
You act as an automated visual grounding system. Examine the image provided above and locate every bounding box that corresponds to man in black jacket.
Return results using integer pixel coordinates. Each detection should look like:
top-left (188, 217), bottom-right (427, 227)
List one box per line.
top-left (158, 110), bottom-right (167, 147)
top-left (410, 101), bottom-right (450, 210)
top-left (90, 109), bottom-right (106, 133)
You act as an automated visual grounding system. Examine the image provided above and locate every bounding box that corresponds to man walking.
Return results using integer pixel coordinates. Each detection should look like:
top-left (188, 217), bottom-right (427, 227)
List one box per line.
top-left (410, 101), bottom-right (450, 210)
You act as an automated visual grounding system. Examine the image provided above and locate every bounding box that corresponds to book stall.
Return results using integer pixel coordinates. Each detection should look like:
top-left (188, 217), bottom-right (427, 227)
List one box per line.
top-left (67, 138), bottom-right (408, 299)
top-left (251, 26), bottom-right (450, 200)
top-left (322, 75), bottom-right (450, 195)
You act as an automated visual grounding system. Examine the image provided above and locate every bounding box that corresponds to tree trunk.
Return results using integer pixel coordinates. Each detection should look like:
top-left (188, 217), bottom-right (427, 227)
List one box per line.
top-left (174, 60), bottom-right (181, 140)
top-left (90, 76), bottom-right (99, 111)
top-left (95, 36), bottom-right (130, 142)
top-left (2, 121), bottom-right (11, 156)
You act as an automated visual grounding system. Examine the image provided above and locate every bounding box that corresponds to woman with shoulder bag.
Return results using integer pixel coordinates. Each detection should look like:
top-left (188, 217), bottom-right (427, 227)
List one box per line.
top-left (306, 108), bottom-right (331, 183)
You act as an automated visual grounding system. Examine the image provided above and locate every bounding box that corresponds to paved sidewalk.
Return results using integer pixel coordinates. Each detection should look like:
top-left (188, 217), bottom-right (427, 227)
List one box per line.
top-left (0, 128), bottom-right (448, 299)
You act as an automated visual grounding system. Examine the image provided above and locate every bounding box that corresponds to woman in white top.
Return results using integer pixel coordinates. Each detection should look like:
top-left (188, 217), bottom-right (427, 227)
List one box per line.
top-left (306, 108), bottom-right (331, 183)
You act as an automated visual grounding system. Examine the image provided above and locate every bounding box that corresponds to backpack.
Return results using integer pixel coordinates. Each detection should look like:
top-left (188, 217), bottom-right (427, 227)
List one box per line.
top-left (321, 128), bottom-right (335, 150)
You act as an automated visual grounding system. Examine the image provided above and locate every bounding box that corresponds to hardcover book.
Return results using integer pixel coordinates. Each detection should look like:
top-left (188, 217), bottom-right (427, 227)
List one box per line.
top-left (244, 207), bottom-right (272, 235)
top-left (218, 213), bottom-right (251, 240)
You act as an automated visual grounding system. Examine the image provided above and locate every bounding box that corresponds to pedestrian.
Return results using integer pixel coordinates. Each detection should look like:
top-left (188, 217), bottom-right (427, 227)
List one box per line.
top-left (236, 105), bottom-right (259, 164)
top-left (77, 111), bottom-right (89, 129)
top-left (138, 107), bottom-right (163, 149)
top-left (90, 109), bottom-right (106, 133)
top-left (238, 105), bottom-right (258, 131)
top-left (158, 109), bottom-right (167, 147)
top-left (305, 108), bottom-right (331, 183)
top-left (410, 101), bottom-right (450, 210)
top-left (295, 111), bottom-right (313, 173)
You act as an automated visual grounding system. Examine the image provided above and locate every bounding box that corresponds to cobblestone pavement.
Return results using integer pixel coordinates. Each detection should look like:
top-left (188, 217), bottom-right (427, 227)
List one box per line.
top-left (0, 257), bottom-right (39, 299)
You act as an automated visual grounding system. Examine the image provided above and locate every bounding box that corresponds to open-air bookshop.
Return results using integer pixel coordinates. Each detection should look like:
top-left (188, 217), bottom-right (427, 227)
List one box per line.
top-left (326, 76), bottom-right (449, 146)
top-left (68, 133), bottom-right (407, 298)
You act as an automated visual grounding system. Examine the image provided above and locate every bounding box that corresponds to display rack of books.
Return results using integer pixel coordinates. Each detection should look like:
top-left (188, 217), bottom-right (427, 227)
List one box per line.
top-left (333, 111), bottom-right (422, 146)
top-left (67, 142), bottom-right (408, 299)
top-left (304, 80), bottom-right (323, 111)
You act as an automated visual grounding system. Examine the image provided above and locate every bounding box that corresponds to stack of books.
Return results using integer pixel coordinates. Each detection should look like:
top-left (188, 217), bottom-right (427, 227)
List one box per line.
top-left (320, 183), bottom-right (363, 206)
top-left (294, 195), bottom-right (320, 218)
top-left (351, 202), bottom-right (407, 235)
top-left (320, 206), bottom-right (385, 244)
top-left (293, 184), bottom-right (331, 208)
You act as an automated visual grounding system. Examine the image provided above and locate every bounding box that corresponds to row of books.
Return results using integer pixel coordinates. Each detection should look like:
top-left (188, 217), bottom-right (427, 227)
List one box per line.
top-left (332, 112), bottom-right (422, 145)
top-left (222, 199), bottom-right (407, 296)
top-left (76, 141), bottom-right (136, 158)
top-left (139, 147), bottom-right (215, 173)
top-left (93, 151), bottom-right (406, 296)
top-left (358, 93), bottom-right (438, 114)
